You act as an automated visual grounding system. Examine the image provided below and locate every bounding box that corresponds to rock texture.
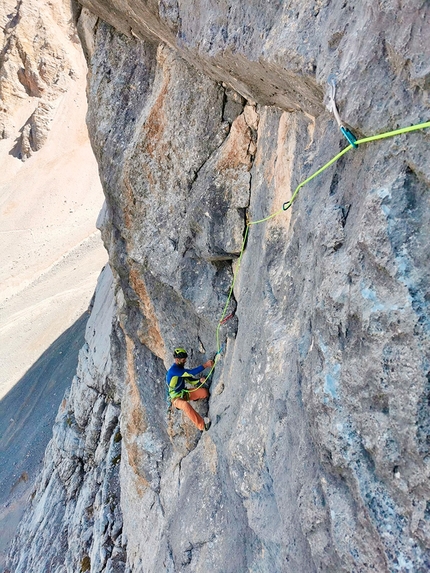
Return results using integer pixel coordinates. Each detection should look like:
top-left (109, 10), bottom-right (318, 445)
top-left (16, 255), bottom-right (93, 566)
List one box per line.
top-left (0, 0), bottom-right (105, 564)
top-left (0, 0), bottom-right (76, 157)
top-left (0, 313), bottom-right (89, 568)
top-left (8, 265), bottom-right (125, 573)
top-left (7, 1), bottom-right (430, 572)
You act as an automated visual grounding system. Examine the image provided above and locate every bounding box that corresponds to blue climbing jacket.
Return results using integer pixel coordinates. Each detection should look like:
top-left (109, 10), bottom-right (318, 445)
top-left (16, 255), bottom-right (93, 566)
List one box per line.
top-left (166, 363), bottom-right (204, 399)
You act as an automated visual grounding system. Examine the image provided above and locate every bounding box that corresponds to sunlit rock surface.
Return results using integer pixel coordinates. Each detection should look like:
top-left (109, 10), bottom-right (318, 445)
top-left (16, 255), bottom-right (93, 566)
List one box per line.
top-left (7, 1), bottom-right (430, 572)
top-left (0, 0), bottom-right (107, 397)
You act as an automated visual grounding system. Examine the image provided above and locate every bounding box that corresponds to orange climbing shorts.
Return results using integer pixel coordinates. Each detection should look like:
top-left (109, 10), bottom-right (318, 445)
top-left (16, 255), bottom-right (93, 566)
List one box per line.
top-left (172, 387), bottom-right (209, 431)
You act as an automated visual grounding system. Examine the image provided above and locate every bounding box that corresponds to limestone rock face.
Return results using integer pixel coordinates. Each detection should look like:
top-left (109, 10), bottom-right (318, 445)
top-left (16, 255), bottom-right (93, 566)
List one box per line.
top-left (7, 1), bottom-right (430, 572)
top-left (17, 101), bottom-right (54, 158)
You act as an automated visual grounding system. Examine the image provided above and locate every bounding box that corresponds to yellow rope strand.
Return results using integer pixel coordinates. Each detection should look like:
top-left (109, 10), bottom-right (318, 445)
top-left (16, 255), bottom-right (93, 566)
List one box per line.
top-left (283, 121), bottom-right (430, 211)
top-left (356, 121), bottom-right (430, 145)
top-left (248, 207), bottom-right (285, 226)
top-left (283, 145), bottom-right (353, 211)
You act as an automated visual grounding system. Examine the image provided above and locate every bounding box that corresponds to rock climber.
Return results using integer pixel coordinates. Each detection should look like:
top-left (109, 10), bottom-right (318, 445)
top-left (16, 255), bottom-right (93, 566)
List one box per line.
top-left (166, 347), bottom-right (214, 431)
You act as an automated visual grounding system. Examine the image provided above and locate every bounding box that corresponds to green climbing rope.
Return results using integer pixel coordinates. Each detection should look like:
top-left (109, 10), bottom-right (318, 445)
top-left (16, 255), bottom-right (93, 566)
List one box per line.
top-left (283, 120), bottom-right (430, 211)
top-left (188, 119), bottom-right (430, 392)
top-left (282, 145), bottom-right (352, 211)
top-left (356, 121), bottom-right (430, 145)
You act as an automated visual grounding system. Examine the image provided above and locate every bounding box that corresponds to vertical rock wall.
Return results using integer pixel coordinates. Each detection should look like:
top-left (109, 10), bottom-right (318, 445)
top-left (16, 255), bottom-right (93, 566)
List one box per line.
top-left (8, 1), bottom-right (430, 572)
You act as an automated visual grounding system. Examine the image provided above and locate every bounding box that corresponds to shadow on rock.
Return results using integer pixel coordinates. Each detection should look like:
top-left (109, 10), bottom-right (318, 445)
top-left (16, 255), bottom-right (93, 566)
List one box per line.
top-left (0, 312), bottom-right (89, 567)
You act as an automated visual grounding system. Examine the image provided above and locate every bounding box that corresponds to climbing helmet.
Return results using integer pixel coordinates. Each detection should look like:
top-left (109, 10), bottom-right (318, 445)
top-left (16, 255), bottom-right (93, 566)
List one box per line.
top-left (173, 347), bottom-right (188, 358)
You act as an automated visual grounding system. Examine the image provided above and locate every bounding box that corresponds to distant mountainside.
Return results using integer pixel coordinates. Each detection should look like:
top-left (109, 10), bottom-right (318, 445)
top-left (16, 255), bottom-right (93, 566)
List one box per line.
top-left (0, 0), bottom-right (106, 397)
top-left (6, 1), bottom-right (430, 572)
top-left (0, 0), bottom-right (105, 564)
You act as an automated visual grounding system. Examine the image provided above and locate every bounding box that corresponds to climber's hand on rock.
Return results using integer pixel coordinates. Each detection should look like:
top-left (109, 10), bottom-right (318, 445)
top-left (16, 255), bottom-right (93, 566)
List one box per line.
top-left (203, 359), bottom-right (214, 369)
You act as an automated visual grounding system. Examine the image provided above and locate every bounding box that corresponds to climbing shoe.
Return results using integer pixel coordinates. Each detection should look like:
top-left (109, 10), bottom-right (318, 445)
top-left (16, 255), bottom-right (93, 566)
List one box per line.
top-left (204, 420), bottom-right (211, 431)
